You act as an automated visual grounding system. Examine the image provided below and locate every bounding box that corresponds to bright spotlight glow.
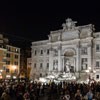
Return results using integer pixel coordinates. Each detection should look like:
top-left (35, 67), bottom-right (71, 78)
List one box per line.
top-left (6, 75), bottom-right (11, 78)
top-left (12, 65), bottom-right (17, 70)
top-left (86, 70), bottom-right (89, 73)
top-left (72, 76), bottom-right (76, 80)
top-left (13, 76), bottom-right (16, 79)
top-left (0, 70), bottom-right (3, 72)
top-left (88, 67), bottom-right (91, 70)
top-left (39, 78), bottom-right (47, 83)
top-left (93, 70), bottom-right (96, 73)
top-left (46, 75), bottom-right (55, 79)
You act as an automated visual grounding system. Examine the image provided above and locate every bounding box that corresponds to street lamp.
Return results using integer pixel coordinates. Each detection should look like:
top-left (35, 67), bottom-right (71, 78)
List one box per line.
top-left (0, 69), bottom-right (3, 79)
top-left (12, 65), bottom-right (17, 70)
top-left (0, 70), bottom-right (3, 73)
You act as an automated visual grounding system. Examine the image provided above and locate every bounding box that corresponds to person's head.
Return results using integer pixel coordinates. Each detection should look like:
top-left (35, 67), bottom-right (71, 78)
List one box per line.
top-left (77, 89), bottom-right (80, 94)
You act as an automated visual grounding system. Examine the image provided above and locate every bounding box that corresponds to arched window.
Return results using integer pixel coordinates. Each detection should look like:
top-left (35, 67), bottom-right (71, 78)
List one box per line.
top-left (40, 49), bottom-right (43, 55)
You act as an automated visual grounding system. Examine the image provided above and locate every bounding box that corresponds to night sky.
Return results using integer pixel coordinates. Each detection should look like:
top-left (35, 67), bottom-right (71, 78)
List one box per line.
top-left (0, 0), bottom-right (100, 48)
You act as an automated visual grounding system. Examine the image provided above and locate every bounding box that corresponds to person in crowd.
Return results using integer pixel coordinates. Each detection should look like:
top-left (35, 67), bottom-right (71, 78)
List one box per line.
top-left (94, 92), bottom-right (100, 100)
top-left (86, 89), bottom-right (93, 100)
top-left (75, 89), bottom-right (82, 100)
top-left (63, 91), bottom-right (70, 100)
top-left (23, 90), bottom-right (30, 100)
top-left (1, 89), bottom-right (11, 100)
top-left (0, 79), bottom-right (100, 100)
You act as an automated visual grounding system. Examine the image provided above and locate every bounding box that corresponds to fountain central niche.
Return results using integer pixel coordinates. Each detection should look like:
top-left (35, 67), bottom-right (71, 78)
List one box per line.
top-left (39, 49), bottom-right (76, 83)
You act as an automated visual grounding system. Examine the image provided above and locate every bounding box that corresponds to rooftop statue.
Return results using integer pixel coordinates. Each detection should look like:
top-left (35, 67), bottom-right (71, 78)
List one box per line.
top-left (62, 18), bottom-right (77, 30)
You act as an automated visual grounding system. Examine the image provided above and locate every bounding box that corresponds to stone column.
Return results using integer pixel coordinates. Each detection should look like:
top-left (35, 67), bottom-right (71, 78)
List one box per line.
top-left (74, 57), bottom-right (76, 72)
top-left (76, 43), bottom-right (81, 72)
top-left (62, 56), bottom-right (64, 72)
top-left (58, 45), bottom-right (62, 72)
top-left (88, 43), bottom-right (92, 70)
top-left (49, 47), bottom-right (53, 71)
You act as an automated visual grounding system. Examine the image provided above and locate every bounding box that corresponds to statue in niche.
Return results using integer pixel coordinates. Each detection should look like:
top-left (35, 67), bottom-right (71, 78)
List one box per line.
top-left (65, 60), bottom-right (70, 72)
top-left (53, 60), bottom-right (58, 71)
top-left (53, 49), bottom-right (58, 56)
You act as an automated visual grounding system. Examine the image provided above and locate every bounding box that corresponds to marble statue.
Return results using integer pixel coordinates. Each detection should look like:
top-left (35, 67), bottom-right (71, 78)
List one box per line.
top-left (65, 61), bottom-right (70, 72)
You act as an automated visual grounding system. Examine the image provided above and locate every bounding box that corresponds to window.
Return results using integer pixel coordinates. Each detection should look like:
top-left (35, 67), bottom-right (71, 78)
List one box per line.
top-left (96, 75), bottom-right (99, 79)
top-left (96, 44), bottom-right (100, 52)
top-left (81, 47), bottom-right (87, 55)
top-left (82, 58), bottom-right (87, 62)
top-left (81, 58), bottom-right (88, 70)
top-left (47, 63), bottom-right (49, 69)
top-left (47, 49), bottom-right (49, 55)
top-left (96, 61), bottom-right (100, 67)
top-left (15, 55), bottom-right (18, 59)
top-left (6, 69), bottom-right (9, 73)
top-left (40, 50), bottom-right (43, 55)
top-left (96, 34), bottom-right (100, 38)
top-left (6, 53), bottom-right (10, 57)
top-left (34, 50), bottom-right (37, 55)
top-left (34, 63), bottom-right (36, 68)
top-left (3, 66), bottom-right (6, 70)
top-left (14, 62), bottom-right (18, 65)
top-left (40, 63), bottom-right (43, 69)
top-left (6, 61), bottom-right (10, 65)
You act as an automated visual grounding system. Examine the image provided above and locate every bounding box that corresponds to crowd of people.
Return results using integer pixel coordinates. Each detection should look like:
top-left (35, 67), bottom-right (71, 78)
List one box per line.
top-left (0, 79), bottom-right (100, 100)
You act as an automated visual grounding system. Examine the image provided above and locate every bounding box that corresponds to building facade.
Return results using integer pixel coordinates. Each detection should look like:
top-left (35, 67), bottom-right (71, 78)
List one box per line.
top-left (6, 45), bottom-right (20, 79)
top-left (0, 34), bottom-right (9, 79)
top-left (31, 18), bottom-right (100, 81)
top-left (0, 33), bottom-right (20, 79)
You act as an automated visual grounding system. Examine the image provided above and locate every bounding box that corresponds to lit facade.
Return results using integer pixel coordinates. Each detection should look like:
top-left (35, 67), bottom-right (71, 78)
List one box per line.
top-left (0, 34), bottom-right (8, 79)
top-left (0, 33), bottom-right (20, 79)
top-left (6, 45), bottom-right (20, 79)
top-left (0, 48), bottom-right (7, 79)
top-left (31, 18), bottom-right (100, 81)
